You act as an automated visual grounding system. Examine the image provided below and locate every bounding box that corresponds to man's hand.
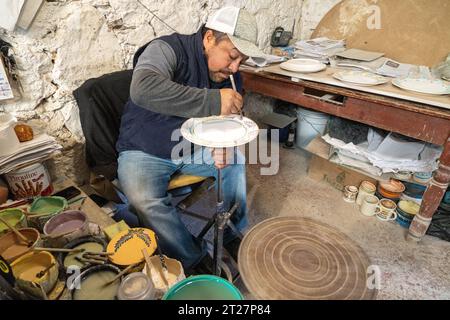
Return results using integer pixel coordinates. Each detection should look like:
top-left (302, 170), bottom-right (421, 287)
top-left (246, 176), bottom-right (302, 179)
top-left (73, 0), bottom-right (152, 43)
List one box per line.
top-left (220, 89), bottom-right (243, 115)
top-left (212, 148), bottom-right (234, 169)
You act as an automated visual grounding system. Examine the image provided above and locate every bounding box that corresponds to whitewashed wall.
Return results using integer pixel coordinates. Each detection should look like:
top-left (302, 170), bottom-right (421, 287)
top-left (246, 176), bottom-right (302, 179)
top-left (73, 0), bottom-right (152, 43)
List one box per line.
top-left (0, 0), bottom-right (339, 184)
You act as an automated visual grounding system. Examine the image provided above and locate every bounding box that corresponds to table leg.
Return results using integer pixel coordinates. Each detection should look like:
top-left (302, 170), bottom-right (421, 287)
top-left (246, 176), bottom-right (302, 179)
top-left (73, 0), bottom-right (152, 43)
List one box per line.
top-left (407, 137), bottom-right (450, 242)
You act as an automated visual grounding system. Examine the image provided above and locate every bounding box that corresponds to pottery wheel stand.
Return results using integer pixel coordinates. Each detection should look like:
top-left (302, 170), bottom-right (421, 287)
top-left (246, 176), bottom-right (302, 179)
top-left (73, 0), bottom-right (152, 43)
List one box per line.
top-left (196, 158), bottom-right (243, 280)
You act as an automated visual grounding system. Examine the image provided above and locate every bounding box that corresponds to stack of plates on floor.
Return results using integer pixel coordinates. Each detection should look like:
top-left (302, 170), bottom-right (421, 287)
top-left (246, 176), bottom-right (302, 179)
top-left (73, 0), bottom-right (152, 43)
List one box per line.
top-left (280, 59), bottom-right (327, 73)
top-left (333, 70), bottom-right (389, 86)
top-left (392, 78), bottom-right (450, 95)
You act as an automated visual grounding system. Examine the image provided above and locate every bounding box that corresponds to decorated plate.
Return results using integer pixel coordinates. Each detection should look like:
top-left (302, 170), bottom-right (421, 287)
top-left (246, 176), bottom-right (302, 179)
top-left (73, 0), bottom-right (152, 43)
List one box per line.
top-left (392, 78), bottom-right (450, 95)
top-left (333, 70), bottom-right (389, 86)
top-left (107, 228), bottom-right (157, 266)
top-left (181, 115), bottom-right (259, 148)
top-left (280, 59), bottom-right (327, 73)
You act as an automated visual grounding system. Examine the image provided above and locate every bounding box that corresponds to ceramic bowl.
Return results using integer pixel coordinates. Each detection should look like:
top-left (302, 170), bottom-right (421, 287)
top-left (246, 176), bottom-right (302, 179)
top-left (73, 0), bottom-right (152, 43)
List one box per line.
top-left (70, 264), bottom-right (122, 300)
top-left (394, 171), bottom-right (413, 180)
top-left (398, 200), bottom-right (420, 217)
top-left (377, 185), bottom-right (402, 200)
top-left (413, 172), bottom-right (433, 184)
top-left (58, 236), bottom-right (108, 272)
top-left (28, 196), bottom-right (68, 230)
top-left (142, 254), bottom-right (186, 299)
top-left (0, 228), bottom-right (40, 263)
top-left (396, 211), bottom-right (413, 229)
top-left (0, 208), bottom-right (27, 236)
top-left (11, 251), bottom-right (59, 298)
top-left (403, 182), bottom-right (426, 199)
top-left (379, 179), bottom-right (406, 193)
top-left (43, 210), bottom-right (90, 247)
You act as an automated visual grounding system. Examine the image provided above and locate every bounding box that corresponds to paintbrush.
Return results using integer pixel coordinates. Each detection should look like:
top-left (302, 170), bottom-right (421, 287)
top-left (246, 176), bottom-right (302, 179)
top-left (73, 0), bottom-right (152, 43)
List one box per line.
top-left (0, 216), bottom-right (34, 246)
top-left (141, 248), bottom-right (154, 280)
top-left (229, 75), bottom-right (243, 120)
top-left (36, 263), bottom-right (56, 278)
top-left (33, 247), bottom-right (86, 254)
top-left (103, 262), bottom-right (139, 287)
top-left (75, 256), bottom-right (105, 265)
top-left (155, 237), bottom-right (170, 287)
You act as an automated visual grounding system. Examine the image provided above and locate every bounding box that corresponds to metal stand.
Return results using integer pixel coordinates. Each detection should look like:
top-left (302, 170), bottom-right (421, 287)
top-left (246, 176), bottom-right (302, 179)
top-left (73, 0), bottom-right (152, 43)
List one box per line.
top-left (196, 168), bottom-right (242, 276)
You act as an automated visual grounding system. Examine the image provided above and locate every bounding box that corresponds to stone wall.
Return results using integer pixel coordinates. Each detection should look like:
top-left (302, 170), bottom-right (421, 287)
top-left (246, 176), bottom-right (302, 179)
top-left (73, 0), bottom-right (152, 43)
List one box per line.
top-left (0, 0), bottom-right (339, 184)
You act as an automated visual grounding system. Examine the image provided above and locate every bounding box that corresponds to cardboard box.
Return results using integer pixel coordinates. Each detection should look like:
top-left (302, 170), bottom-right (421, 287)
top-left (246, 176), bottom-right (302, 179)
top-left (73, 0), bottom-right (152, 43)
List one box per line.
top-left (308, 155), bottom-right (377, 192)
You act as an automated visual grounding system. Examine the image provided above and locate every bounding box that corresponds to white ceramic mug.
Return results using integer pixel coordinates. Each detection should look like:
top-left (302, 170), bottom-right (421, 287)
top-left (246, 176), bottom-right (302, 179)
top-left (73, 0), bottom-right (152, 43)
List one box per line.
top-left (360, 195), bottom-right (380, 217)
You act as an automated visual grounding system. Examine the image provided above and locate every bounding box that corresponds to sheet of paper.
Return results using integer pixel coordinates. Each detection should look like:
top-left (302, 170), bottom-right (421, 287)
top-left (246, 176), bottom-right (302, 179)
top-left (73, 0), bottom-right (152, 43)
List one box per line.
top-left (0, 59), bottom-right (14, 101)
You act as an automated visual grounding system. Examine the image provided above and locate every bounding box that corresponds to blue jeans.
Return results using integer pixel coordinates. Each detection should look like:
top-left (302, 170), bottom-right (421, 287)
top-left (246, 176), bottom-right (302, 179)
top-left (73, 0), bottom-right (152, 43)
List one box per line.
top-left (117, 148), bottom-right (247, 270)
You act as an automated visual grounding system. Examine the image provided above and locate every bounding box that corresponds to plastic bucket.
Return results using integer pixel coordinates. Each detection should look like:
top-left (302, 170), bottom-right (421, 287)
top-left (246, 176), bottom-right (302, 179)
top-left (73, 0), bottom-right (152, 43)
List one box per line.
top-left (162, 275), bottom-right (244, 300)
top-left (296, 108), bottom-right (329, 149)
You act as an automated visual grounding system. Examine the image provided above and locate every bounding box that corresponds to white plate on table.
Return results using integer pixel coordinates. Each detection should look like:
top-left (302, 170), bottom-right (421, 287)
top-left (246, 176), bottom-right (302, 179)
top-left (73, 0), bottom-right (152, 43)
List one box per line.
top-left (333, 70), bottom-right (389, 86)
top-left (392, 78), bottom-right (450, 95)
top-left (181, 115), bottom-right (259, 148)
top-left (280, 59), bottom-right (327, 73)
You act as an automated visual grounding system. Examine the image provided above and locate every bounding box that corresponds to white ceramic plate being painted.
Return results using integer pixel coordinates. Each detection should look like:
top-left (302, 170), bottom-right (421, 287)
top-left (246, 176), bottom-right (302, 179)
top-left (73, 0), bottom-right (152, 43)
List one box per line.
top-left (280, 59), bottom-right (327, 74)
top-left (333, 70), bottom-right (389, 86)
top-left (181, 115), bottom-right (259, 148)
top-left (392, 78), bottom-right (450, 95)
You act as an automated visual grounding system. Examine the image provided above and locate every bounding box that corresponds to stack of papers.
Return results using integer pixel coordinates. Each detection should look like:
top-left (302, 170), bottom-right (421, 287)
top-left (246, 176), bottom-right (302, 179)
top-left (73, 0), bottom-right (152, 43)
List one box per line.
top-left (244, 54), bottom-right (287, 68)
top-left (323, 131), bottom-right (442, 175)
top-left (294, 37), bottom-right (346, 64)
top-left (0, 134), bottom-right (63, 174)
top-left (375, 59), bottom-right (418, 78)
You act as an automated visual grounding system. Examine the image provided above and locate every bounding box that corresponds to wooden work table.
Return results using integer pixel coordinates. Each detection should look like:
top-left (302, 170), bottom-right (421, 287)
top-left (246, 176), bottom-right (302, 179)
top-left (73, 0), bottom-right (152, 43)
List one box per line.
top-left (241, 68), bottom-right (450, 243)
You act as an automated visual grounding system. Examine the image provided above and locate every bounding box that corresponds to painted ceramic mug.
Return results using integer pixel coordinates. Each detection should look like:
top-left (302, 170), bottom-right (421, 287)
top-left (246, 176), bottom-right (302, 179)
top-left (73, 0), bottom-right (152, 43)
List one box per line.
top-left (356, 181), bottom-right (377, 206)
top-left (343, 186), bottom-right (359, 203)
top-left (376, 199), bottom-right (398, 222)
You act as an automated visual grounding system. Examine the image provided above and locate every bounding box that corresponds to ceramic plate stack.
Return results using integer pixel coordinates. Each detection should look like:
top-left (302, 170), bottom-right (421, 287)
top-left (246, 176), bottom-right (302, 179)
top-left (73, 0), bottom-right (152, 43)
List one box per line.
top-left (333, 70), bottom-right (389, 86)
top-left (392, 78), bottom-right (450, 95)
top-left (280, 59), bottom-right (327, 73)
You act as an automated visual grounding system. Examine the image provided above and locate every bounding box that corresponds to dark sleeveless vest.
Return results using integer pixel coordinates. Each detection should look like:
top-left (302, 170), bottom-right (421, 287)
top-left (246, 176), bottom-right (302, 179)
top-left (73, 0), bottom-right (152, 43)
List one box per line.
top-left (116, 27), bottom-right (243, 159)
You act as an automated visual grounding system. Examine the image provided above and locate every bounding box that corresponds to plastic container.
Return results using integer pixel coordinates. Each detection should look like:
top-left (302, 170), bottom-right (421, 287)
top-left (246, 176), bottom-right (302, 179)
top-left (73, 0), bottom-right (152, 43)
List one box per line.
top-left (296, 108), bottom-right (329, 149)
top-left (0, 113), bottom-right (20, 157)
top-left (43, 210), bottom-right (90, 247)
top-left (0, 208), bottom-right (27, 235)
top-left (117, 272), bottom-right (156, 300)
top-left (163, 275), bottom-right (244, 300)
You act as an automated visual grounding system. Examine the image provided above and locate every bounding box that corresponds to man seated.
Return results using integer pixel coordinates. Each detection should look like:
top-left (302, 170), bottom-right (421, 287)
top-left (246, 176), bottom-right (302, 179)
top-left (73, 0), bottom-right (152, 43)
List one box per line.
top-left (116, 6), bottom-right (264, 274)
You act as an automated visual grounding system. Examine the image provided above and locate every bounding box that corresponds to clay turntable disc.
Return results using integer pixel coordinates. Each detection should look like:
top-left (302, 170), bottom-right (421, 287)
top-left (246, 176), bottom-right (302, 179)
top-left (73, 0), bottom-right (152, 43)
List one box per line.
top-left (238, 217), bottom-right (377, 300)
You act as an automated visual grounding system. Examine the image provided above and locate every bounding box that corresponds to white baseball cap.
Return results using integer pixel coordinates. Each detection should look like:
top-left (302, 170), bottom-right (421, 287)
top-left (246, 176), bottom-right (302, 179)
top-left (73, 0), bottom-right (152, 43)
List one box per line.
top-left (205, 7), bottom-right (265, 58)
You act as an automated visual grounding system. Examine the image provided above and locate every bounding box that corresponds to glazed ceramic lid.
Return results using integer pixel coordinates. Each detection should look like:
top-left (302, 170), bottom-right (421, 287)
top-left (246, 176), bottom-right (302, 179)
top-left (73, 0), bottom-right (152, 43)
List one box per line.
top-left (333, 70), bottom-right (389, 86)
top-left (392, 78), bottom-right (450, 95)
top-left (280, 59), bottom-right (327, 73)
top-left (181, 115), bottom-right (259, 148)
top-left (107, 228), bottom-right (157, 266)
